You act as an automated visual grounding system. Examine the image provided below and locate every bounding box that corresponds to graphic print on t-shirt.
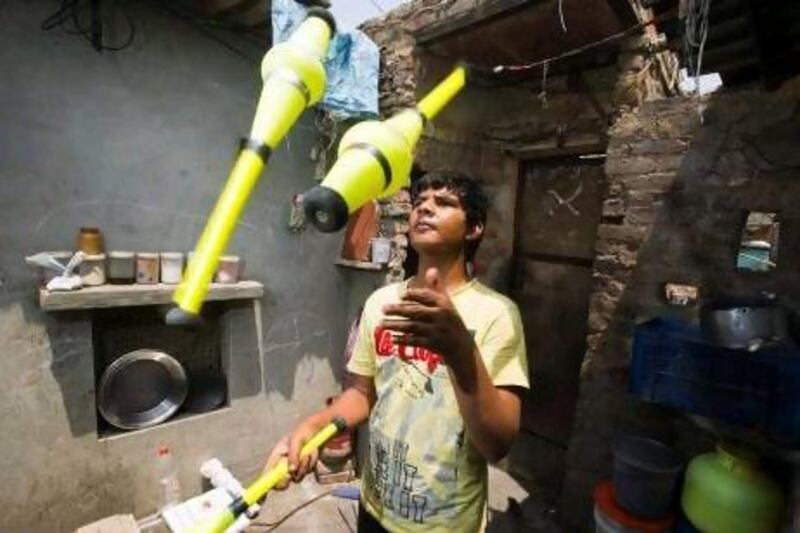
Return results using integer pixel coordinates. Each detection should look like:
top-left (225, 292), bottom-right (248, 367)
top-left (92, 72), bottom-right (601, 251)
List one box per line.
top-left (372, 325), bottom-right (476, 399)
top-left (369, 431), bottom-right (428, 523)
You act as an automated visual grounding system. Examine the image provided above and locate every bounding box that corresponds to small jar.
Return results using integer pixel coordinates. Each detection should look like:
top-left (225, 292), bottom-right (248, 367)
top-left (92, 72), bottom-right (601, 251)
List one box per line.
top-left (215, 256), bottom-right (241, 284)
top-left (107, 251), bottom-right (135, 284)
top-left (77, 227), bottom-right (103, 254)
top-left (79, 253), bottom-right (106, 286)
top-left (371, 237), bottom-right (392, 264)
top-left (160, 252), bottom-right (184, 284)
top-left (136, 253), bottom-right (160, 284)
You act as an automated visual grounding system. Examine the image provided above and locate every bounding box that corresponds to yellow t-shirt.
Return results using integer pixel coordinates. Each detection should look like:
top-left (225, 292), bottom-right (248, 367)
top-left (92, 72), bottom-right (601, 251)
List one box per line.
top-left (347, 279), bottom-right (530, 533)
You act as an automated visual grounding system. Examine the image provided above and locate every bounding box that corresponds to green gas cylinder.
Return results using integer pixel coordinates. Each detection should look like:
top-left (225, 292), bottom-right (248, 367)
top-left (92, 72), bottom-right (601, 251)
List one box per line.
top-left (682, 444), bottom-right (784, 533)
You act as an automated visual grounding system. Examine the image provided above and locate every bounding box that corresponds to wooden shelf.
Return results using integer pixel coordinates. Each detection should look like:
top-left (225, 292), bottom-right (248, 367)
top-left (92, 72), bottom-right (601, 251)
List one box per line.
top-left (40, 281), bottom-right (263, 311)
top-left (335, 258), bottom-right (385, 272)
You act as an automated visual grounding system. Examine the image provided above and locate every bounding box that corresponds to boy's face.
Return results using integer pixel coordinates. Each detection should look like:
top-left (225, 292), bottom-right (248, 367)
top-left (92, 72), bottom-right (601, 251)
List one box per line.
top-left (409, 186), bottom-right (482, 257)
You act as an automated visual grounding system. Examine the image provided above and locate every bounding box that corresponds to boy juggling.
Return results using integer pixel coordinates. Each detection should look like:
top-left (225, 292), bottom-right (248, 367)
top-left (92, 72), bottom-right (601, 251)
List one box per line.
top-left (265, 172), bottom-right (529, 532)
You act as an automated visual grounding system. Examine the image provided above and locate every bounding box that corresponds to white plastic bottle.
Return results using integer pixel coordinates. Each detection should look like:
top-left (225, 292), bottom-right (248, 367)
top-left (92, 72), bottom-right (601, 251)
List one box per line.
top-left (200, 458), bottom-right (244, 497)
top-left (156, 444), bottom-right (181, 512)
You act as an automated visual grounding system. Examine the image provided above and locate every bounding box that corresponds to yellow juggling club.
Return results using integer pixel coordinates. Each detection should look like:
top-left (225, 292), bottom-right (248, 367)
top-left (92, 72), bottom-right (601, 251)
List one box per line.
top-left (302, 65), bottom-right (467, 232)
top-left (167, 8), bottom-right (336, 325)
top-left (190, 418), bottom-right (346, 533)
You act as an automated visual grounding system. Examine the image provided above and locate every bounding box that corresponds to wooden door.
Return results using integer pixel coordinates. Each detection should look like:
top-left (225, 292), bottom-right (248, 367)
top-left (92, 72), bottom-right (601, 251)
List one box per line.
top-left (507, 158), bottom-right (605, 494)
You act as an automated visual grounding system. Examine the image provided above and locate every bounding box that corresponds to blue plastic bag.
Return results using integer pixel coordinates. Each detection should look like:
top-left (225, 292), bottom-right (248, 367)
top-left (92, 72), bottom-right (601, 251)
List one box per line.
top-left (272, 0), bottom-right (379, 119)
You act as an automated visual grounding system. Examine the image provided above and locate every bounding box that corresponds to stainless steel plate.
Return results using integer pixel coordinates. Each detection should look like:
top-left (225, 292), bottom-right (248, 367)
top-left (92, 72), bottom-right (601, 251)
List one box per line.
top-left (98, 349), bottom-right (187, 430)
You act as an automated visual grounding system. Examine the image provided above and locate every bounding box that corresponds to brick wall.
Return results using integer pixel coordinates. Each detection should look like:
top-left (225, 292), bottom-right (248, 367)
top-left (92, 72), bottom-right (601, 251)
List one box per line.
top-left (360, 0), bottom-right (519, 288)
top-left (560, 91), bottom-right (800, 529)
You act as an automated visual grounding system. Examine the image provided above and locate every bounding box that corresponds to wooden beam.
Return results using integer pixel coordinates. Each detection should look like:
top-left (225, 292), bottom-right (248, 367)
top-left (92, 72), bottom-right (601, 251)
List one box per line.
top-left (413, 0), bottom-right (542, 45)
top-left (511, 136), bottom-right (607, 160)
top-left (40, 281), bottom-right (264, 311)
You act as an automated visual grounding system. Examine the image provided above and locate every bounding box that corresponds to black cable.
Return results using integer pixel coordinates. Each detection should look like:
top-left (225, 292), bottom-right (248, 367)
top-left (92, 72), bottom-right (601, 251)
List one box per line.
top-left (150, 0), bottom-right (270, 44)
top-left (72, 0), bottom-right (136, 51)
top-left (248, 489), bottom-right (337, 531)
top-left (144, 0), bottom-right (263, 65)
top-left (41, 0), bottom-right (78, 30)
top-left (41, 0), bottom-right (136, 52)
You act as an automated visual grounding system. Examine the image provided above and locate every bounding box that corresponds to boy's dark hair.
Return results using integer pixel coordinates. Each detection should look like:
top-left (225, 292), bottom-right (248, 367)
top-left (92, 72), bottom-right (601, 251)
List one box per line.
top-left (409, 171), bottom-right (489, 261)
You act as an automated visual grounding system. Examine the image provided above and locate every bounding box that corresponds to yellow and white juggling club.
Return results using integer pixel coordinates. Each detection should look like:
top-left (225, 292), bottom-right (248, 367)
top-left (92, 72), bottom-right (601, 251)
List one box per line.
top-left (167, 8), bottom-right (336, 324)
top-left (302, 65), bottom-right (467, 232)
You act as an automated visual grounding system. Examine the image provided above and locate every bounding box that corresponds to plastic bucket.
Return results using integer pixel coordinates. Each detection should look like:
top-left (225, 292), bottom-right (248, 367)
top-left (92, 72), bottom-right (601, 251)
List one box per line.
top-left (594, 481), bottom-right (674, 533)
top-left (613, 436), bottom-right (683, 519)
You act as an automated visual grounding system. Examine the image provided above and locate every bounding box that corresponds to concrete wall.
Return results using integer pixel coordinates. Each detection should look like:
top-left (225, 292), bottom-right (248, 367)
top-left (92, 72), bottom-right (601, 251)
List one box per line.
top-left (561, 91), bottom-right (800, 530)
top-left (0, 2), bottom-right (356, 529)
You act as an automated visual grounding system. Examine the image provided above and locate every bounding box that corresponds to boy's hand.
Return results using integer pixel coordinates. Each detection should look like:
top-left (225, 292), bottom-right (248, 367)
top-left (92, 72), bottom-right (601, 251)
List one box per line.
top-left (263, 420), bottom-right (322, 487)
top-left (381, 268), bottom-right (474, 366)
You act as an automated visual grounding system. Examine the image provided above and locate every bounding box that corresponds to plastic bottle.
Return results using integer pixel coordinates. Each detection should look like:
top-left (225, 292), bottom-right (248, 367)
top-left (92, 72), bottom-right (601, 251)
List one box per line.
top-left (156, 444), bottom-right (181, 512)
top-left (200, 458), bottom-right (244, 497)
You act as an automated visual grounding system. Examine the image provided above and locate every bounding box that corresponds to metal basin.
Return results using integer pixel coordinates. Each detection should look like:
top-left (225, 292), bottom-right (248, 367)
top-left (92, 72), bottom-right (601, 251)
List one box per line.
top-left (701, 304), bottom-right (788, 351)
top-left (98, 350), bottom-right (187, 430)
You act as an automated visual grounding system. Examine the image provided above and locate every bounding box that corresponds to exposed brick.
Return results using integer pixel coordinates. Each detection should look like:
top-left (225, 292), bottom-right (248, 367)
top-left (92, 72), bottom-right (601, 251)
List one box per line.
top-left (620, 171), bottom-right (679, 193)
top-left (626, 190), bottom-right (665, 209)
top-left (624, 206), bottom-right (659, 226)
top-left (609, 109), bottom-right (701, 140)
top-left (393, 221), bottom-right (409, 233)
top-left (587, 310), bottom-right (610, 334)
top-left (605, 154), bottom-right (685, 175)
top-left (583, 333), bottom-right (605, 360)
top-left (628, 137), bottom-right (690, 156)
top-left (594, 252), bottom-right (638, 273)
top-left (595, 239), bottom-right (635, 256)
top-left (602, 198), bottom-right (626, 218)
top-left (588, 292), bottom-right (619, 333)
top-left (597, 223), bottom-right (648, 244)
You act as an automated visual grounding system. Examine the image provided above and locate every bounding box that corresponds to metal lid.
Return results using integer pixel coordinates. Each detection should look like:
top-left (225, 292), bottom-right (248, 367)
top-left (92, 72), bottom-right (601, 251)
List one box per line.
top-left (98, 350), bottom-right (187, 430)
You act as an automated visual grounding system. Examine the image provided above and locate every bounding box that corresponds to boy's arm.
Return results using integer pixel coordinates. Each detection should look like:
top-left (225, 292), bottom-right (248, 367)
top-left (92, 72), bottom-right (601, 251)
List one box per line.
top-left (382, 270), bottom-right (524, 462)
top-left (445, 347), bottom-right (522, 462)
top-left (264, 374), bottom-right (375, 482)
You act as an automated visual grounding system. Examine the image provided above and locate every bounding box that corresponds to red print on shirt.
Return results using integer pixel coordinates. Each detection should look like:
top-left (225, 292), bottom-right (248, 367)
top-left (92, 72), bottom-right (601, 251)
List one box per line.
top-left (373, 326), bottom-right (444, 374)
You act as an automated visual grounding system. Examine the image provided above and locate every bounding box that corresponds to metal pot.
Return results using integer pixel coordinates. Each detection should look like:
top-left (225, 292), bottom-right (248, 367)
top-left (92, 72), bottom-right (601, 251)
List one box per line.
top-left (183, 371), bottom-right (227, 414)
top-left (700, 304), bottom-right (788, 351)
top-left (98, 350), bottom-right (187, 430)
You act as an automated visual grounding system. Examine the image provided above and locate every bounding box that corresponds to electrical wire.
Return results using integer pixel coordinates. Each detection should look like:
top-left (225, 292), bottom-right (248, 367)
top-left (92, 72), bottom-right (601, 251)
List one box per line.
top-left (41, 0), bottom-right (78, 31)
top-left (368, 0), bottom-right (386, 14)
top-left (538, 60), bottom-right (549, 107)
top-left (144, 0), bottom-right (264, 65)
top-left (151, 0), bottom-right (269, 46)
top-left (41, 0), bottom-right (136, 52)
top-left (248, 488), bottom-right (337, 531)
top-left (490, 18), bottom-right (657, 74)
top-left (682, 0), bottom-right (712, 94)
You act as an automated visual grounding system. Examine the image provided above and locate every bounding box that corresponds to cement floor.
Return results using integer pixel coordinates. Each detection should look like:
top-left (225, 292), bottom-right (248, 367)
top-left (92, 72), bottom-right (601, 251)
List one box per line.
top-left (130, 466), bottom-right (562, 532)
